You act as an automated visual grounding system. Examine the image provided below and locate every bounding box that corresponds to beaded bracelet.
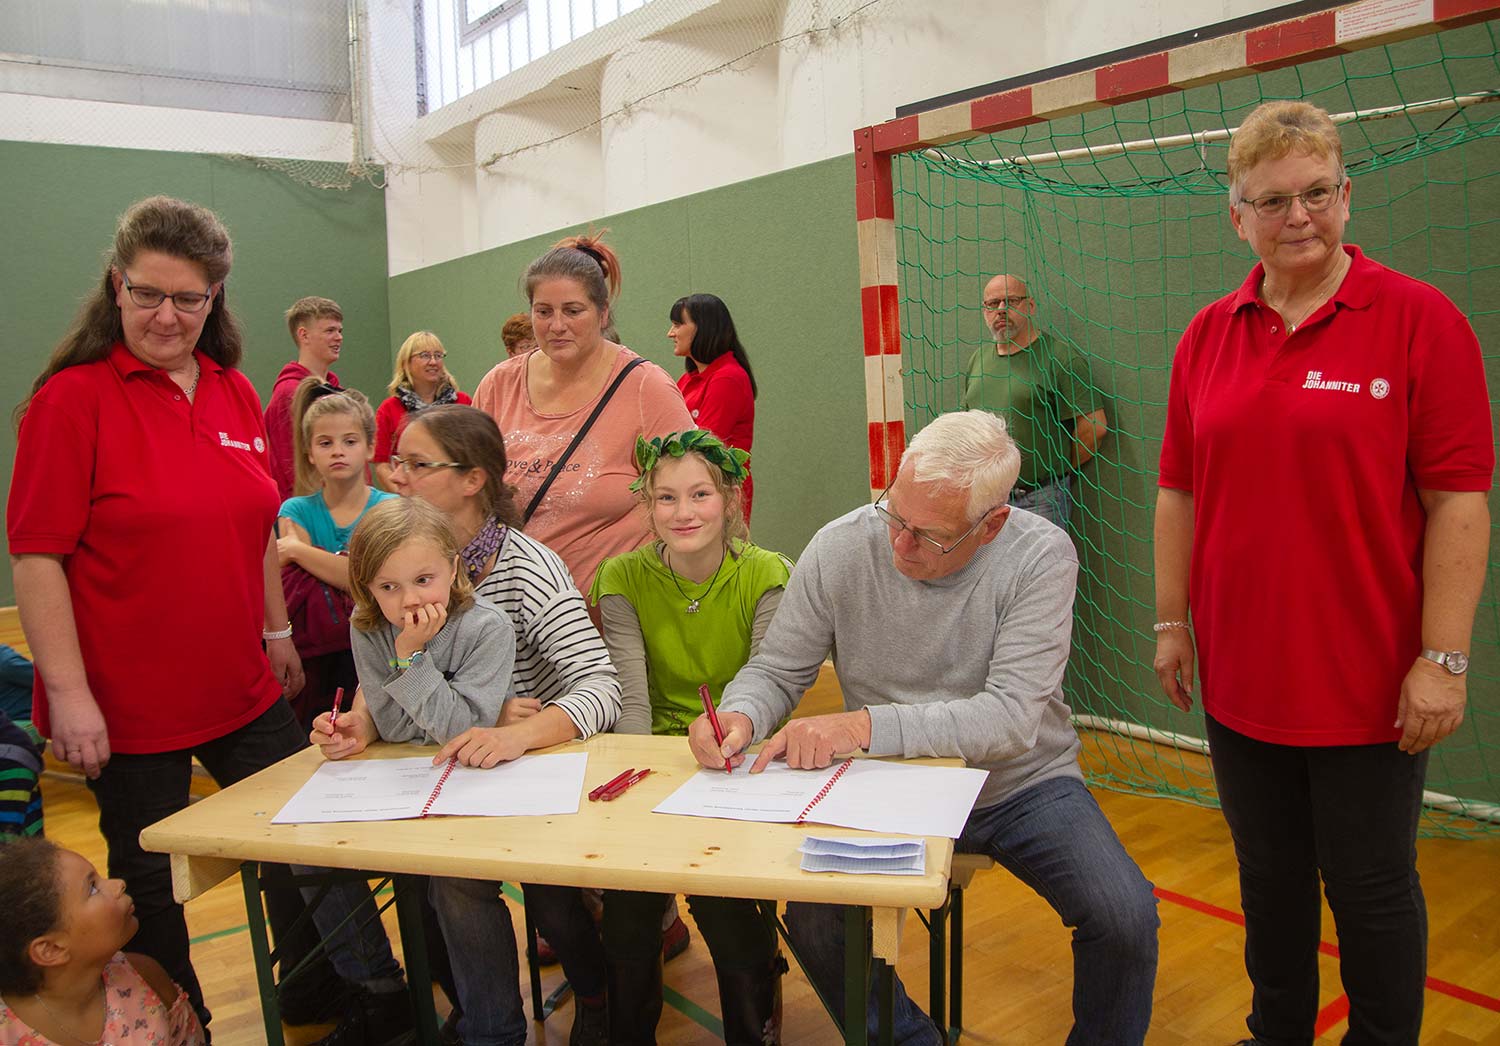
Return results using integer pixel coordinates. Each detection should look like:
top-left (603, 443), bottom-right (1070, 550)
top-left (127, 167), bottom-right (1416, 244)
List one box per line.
top-left (262, 624), bottom-right (293, 641)
top-left (1152, 620), bottom-right (1191, 633)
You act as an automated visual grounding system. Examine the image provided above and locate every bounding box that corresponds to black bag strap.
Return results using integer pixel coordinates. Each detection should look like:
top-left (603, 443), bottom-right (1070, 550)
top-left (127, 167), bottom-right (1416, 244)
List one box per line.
top-left (522, 356), bottom-right (648, 526)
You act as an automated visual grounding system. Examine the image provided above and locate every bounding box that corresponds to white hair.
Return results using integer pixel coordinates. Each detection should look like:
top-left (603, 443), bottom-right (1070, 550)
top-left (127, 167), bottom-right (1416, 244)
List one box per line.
top-left (901, 410), bottom-right (1022, 521)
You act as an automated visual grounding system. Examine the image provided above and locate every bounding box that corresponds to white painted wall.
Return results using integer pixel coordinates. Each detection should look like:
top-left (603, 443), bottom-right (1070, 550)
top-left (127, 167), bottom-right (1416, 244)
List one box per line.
top-left (0, 91), bottom-right (354, 162)
top-left (374, 0), bottom-right (1297, 277)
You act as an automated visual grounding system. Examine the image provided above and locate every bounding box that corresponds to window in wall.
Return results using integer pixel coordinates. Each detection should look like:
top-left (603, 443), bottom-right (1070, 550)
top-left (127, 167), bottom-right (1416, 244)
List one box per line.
top-left (418, 0), bottom-right (651, 115)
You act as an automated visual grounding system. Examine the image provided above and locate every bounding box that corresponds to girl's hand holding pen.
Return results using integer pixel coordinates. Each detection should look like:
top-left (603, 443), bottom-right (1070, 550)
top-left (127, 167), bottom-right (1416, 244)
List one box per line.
top-left (310, 689), bottom-right (377, 760)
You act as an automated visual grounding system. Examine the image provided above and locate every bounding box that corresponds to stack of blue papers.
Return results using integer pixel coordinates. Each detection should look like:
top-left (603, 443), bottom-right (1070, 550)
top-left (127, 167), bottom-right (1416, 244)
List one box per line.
top-left (799, 835), bottom-right (927, 875)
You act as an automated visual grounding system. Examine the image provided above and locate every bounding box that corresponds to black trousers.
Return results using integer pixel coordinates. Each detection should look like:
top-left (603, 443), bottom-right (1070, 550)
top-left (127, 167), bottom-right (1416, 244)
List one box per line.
top-left (603, 889), bottom-right (774, 970)
top-left (1205, 713), bottom-right (1429, 1046)
top-left (87, 699), bottom-right (331, 1031)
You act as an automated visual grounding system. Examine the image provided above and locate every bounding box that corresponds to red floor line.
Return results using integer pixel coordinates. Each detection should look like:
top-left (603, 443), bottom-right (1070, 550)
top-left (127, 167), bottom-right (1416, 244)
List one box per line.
top-left (1425, 976), bottom-right (1500, 1013)
top-left (1152, 886), bottom-right (1500, 1013)
top-left (1314, 994), bottom-right (1350, 1036)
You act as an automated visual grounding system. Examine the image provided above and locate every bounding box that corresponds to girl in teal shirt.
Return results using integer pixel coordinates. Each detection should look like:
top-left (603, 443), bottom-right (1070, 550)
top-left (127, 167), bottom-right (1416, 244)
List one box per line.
top-left (590, 430), bottom-right (790, 1045)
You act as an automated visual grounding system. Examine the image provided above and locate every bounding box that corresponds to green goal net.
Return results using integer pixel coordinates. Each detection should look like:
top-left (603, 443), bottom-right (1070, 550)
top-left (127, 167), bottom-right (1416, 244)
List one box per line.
top-left (892, 20), bottom-right (1500, 836)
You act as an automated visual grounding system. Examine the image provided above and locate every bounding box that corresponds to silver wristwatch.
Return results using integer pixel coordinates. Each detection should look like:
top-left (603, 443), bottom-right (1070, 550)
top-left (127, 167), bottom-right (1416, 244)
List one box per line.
top-left (1420, 648), bottom-right (1470, 675)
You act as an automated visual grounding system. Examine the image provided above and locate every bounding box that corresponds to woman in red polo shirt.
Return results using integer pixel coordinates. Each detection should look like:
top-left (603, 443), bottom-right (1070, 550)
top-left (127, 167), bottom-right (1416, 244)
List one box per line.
top-left (1153, 102), bottom-right (1492, 1044)
top-left (668, 294), bottom-right (758, 523)
top-left (6, 196), bottom-right (409, 1041)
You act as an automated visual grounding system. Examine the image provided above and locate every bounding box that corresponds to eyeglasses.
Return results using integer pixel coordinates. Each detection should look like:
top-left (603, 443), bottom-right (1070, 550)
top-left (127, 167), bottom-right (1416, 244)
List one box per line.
top-left (1237, 180), bottom-right (1345, 219)
top-left (873, 482), bottom-right (1000, 555)
top-left (414, 351), bottom-right (447, 363)
top-left (982, 296), bottom-right (1030, 311)
top-left (389, 454), bottom-right (466, 474)
top-left (121, 273), bottom-right (214, 313)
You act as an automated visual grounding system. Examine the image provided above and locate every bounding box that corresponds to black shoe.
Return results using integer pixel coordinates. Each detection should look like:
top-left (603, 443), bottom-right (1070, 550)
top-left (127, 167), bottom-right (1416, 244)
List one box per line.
top-left (570, 996), bottom-right (609, 1046)
top-left (279, 969), bottom-right (353, 1025)
top-left (309, 987), bottom-right (416, 1046)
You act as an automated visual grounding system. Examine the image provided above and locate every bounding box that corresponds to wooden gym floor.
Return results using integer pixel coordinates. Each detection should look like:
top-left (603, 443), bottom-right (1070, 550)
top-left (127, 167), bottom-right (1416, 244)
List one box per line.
top-left (6, 612), bottom-right (1499, 1044)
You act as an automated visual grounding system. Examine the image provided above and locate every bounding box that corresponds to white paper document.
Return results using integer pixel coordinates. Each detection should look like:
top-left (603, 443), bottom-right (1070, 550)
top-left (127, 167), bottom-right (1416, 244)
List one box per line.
top-left (272, 753), bottom-right (589, 824)
top-left (799, 835), bottom-right (927, 875)
top-left (652, 758), bottom-right (986, 838)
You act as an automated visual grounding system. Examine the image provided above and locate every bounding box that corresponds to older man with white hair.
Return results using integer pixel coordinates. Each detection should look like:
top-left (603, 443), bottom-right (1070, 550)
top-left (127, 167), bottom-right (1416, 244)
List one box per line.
top-left (688, 410), bottom-right (1158, 1045)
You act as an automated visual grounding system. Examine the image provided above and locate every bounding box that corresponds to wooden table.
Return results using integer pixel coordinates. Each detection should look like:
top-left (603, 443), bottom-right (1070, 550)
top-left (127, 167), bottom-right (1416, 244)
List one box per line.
top-left (140, 733), bottom-right (958, 1045)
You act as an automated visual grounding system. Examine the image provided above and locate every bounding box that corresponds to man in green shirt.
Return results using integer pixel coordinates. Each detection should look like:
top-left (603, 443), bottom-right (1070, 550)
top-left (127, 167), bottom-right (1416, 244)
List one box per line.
top-left (959, 274), bottom-right (1108, 528)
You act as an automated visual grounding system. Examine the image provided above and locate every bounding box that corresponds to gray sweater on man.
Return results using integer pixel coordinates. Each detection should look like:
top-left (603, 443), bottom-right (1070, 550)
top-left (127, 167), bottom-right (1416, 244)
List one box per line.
top-left (352, 595), bottom-right (516, 746)
top-left (720, 504), bottom-right (1082, 810)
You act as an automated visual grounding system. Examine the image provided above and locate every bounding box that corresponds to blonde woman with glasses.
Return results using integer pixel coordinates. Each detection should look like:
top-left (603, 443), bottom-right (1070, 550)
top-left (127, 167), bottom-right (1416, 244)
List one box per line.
top-left (373, 330), bottom-right (471, 488)
top-left (1154, 99), bottom-right (1492, 1045)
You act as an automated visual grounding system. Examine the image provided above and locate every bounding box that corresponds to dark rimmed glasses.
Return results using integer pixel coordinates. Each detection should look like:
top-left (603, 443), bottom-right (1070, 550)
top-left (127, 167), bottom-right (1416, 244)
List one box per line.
top-left (874, 481), bottom-right (1000, 555)
top-left (982, 295), bottom-right (1030, 312)
top-left (121, 273), bottom-right (214, 312)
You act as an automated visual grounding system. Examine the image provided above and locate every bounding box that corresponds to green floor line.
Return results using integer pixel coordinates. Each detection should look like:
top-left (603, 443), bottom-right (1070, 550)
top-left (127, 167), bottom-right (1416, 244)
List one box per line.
top-left (663, 984), bottom-right (724, 1038)
top-left (187, 883), bottom-right (724, 1038)
top-left (190, 923), bottom-right (249, 945)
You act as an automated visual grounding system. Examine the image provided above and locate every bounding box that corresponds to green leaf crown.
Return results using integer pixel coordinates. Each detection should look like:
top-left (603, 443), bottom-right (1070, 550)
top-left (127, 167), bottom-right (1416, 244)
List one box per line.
top-left (630, 429), bottom-right (751, 492)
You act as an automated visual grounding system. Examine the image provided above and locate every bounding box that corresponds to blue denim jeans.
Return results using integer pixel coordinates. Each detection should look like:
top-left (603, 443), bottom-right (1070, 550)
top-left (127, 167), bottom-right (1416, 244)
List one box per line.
top-left (428, 877), bottom-right (527, 1046)
top-left (1010, 473), bottom-right (1074, 530)
top-left (785, 775), bottom-right (1158, 1045)
top-left (1205, 714), bottom-right (1429, 1046)
top-left (87, 699), bottom-right (403, 1031)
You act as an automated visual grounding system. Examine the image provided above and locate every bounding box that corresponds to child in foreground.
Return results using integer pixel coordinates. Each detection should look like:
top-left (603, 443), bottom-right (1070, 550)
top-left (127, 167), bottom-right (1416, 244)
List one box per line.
top-left (590, 429), bottom-right (792, 1044)
top-left (0, 837), bottom-right (206, 1045)
top-left (315, 497), bottom-right (530, 1046)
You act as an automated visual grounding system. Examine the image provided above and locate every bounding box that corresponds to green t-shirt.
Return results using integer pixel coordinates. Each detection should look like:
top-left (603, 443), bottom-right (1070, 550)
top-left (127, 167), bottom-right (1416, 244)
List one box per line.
top-left (959, 333), bottom-right (1101, 487)
top-left (590, 542), bottom-right (792, 736)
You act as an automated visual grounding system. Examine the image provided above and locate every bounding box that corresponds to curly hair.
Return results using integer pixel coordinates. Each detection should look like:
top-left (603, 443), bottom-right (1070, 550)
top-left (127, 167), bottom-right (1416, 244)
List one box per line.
top-left (0, 837), bottom-right (63, 995)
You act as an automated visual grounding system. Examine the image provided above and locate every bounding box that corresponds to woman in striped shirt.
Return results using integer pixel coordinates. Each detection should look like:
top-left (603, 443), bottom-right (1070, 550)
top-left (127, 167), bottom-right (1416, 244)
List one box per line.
top-left (314, 403), bottom-right (620, 1045)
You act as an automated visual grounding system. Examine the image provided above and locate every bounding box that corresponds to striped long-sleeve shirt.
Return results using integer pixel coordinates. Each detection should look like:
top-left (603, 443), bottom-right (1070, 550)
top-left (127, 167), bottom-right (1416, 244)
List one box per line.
top-left (476, 529), bottom-right (621, 738)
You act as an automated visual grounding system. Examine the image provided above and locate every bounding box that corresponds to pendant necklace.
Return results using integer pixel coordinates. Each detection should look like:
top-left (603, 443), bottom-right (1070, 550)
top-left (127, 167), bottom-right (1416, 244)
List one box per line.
top-left (663, 545), bottom-right (726, 614)
top-left (29, 984), bottom-right (106, 1046)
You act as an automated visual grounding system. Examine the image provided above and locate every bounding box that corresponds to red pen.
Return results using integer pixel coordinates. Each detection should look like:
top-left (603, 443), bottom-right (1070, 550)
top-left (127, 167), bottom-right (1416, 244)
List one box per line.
top-left (329, 687), bottom-right (344, 729)
top-left (589, 767), bottom-right (636, 802)
top-left (699, 684), bottom-right (732, 774)
top-left (600, 768), bottom-right (651, 801)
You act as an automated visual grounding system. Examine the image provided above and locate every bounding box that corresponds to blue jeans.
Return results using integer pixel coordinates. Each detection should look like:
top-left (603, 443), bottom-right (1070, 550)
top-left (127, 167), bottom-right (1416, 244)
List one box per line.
top-left (785, 775), bottom-right (1158, 1045)
top-left (1010, 473), bottom-right (1073, 530)
top-left (428, 877), bottom-right (528, 1046)
top-left (423, 882), bottom-right (603, 1044)
top-left (87, 699), bottom-right (402, 1029)
top-left (1205, 714), bottom-right (1428, 1045)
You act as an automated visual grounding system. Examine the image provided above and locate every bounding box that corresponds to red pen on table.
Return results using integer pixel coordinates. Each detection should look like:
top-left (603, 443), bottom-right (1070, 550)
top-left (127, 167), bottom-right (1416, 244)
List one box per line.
top-left (329, 687), bottom-right (344, 730)
top-left (589, 768), bottom-right (636, 802)
top-left (699, 684), bottom-right (733, 774)
top-left (599, 768), bottom-right (652, 801)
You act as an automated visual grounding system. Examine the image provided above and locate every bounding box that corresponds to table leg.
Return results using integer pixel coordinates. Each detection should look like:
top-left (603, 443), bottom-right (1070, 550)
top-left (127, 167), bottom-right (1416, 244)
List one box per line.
top-left (875, 956), bottom-right (895, 1046)
top-left (844, 905), bottom-right (870, 1046)
top-left (394, 875), bottom-right (441, 1045)
top-left (928, 896), bottom-right (948, 1043)
top-left (239, 862), bottom-right (286, 1046)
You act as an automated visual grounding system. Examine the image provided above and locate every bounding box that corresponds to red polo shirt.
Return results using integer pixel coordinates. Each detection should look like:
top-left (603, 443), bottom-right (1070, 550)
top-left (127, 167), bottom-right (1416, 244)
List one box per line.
top-left (8, 344), bottom-right (284, 752)
top-left (1158, 246), bottom-right (1493, 745)
top-left (678, 353), bottom-right (756, 519)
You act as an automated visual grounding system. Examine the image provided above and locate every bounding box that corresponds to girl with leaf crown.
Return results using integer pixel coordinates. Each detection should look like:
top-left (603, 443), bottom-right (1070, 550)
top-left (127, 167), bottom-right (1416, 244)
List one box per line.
top-left (589, 429), bottom-right (792, 1044)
